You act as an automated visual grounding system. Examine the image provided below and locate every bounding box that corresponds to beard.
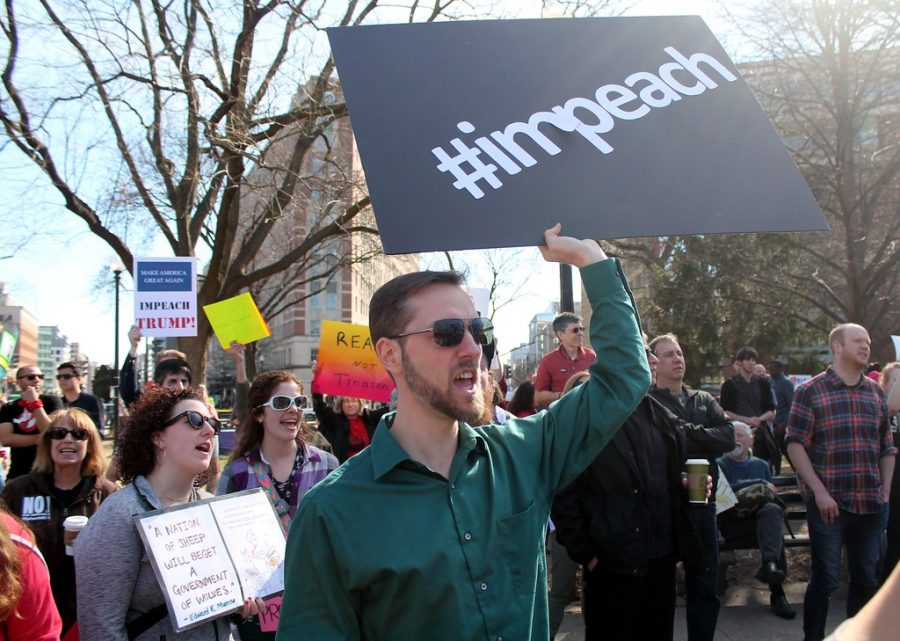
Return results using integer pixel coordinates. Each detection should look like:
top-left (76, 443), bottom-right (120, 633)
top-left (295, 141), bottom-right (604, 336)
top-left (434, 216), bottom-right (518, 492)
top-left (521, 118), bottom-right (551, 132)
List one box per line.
top-left (402, 352), bottom-right (485, 425)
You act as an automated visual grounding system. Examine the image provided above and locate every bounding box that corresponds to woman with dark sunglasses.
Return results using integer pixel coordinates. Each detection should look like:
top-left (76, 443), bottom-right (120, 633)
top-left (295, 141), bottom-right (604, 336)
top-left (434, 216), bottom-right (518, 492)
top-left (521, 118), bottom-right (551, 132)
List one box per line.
top-left (74, 386), bottom-right (261, 641)
top-left (1, 407), bottom-right (117, 637)
top-left (217, 371), bottom-right (338, 641)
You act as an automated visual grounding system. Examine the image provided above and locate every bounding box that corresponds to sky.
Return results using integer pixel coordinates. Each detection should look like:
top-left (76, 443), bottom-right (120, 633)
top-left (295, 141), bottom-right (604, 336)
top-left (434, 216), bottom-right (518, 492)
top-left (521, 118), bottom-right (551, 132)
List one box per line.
top-left (0, 0), bottom-right (733, 367)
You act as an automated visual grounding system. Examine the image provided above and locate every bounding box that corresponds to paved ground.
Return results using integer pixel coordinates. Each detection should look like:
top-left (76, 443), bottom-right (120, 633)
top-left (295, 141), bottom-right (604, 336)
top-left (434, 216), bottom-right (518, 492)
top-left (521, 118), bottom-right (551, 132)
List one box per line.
top-left (556, 581), bottom-right (850, 641)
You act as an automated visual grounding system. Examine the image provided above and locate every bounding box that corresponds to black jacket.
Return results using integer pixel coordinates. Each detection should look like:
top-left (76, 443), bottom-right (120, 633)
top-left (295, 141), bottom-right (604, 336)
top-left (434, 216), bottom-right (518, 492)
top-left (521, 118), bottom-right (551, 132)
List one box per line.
top-left (551, 396), bottom-right (706, 576)
top-left (650, 385), bottom-right (735, 486)
top-left (312, 394), bottom-right (389, 463)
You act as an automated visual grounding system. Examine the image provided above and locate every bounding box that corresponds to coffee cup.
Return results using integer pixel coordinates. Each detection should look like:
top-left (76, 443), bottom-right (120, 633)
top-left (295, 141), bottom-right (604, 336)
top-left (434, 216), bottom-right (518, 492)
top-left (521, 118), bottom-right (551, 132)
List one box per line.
top-left (64, 515), bottom-right (89, 555)
top-left (685, 459), bottom-right (709, 504)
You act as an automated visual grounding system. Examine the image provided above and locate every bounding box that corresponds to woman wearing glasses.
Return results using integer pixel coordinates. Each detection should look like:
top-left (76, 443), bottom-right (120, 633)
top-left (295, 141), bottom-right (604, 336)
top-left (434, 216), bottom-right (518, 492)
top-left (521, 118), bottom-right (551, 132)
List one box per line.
top-left (217, 371), bottom-right (338, 640)
top-left (1, 407), bottom-right (116, 637)
top-left (74, 386), bottom-right (261, 641)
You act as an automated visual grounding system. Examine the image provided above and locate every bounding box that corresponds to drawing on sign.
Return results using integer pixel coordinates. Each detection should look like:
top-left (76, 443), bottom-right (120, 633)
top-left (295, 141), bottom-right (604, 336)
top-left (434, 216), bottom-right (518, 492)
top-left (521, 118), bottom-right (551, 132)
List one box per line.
top-left (432, 47), bottom-right (736, 199)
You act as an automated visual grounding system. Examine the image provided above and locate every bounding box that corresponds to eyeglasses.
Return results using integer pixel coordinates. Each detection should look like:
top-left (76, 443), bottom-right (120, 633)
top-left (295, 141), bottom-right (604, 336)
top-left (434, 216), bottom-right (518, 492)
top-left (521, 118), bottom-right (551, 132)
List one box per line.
top-left (56, 373), bottom-right (78, 381)
top-left (570, 327), bottom-right (586, 334)
top-left (47, 427), bottom-right (89, 441)
top-left (163, 410), bottom-right (222, 434)
top-left (256, 395), bottom-right (308, 411)
top-left (389, 317), bottom-right (494, 348)
top-left (17, 373), bottom-right (44, 381)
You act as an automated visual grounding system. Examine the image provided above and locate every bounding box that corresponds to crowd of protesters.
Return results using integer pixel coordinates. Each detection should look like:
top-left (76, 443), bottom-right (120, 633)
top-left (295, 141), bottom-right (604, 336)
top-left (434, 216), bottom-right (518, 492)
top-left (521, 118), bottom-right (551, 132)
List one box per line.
top-left (0, 227), bottom-right (898, 641)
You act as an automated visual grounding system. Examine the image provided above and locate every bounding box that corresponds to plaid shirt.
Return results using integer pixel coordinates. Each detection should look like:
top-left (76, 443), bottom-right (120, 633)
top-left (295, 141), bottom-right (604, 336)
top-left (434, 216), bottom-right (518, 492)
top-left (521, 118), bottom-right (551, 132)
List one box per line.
top-left (786, 366), bottom-right (896, 514)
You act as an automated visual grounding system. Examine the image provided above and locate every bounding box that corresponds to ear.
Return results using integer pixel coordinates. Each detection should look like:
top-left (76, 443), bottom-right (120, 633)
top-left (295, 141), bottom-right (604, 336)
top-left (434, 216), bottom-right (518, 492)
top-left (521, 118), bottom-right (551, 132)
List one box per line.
top-left (376, 337), bottom-right (403, 378)
top-left (151, 430), bottom-right (166, 451)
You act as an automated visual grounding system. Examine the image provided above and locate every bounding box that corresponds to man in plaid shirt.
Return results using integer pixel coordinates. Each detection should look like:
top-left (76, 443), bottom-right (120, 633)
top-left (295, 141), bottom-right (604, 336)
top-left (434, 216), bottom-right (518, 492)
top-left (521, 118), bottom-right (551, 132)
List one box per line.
top-left (786, 323), bottom-right (896, 641)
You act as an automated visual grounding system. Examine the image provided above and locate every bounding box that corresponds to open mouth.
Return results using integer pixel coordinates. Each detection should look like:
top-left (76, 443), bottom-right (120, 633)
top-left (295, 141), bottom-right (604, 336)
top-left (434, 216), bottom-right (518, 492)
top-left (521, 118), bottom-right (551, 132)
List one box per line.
top-left (58, 447), bottom-right (79, 455)
top-left (454, 370), bottom-right (477, 391)
top-left (195, 442), bottom-right (211, 454)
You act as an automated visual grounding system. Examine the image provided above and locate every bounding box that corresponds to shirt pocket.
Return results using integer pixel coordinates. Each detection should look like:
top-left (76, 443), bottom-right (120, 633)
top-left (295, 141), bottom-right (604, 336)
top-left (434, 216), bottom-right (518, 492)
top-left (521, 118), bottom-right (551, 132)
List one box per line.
top-left (496, 501), bottom-right (542, 597)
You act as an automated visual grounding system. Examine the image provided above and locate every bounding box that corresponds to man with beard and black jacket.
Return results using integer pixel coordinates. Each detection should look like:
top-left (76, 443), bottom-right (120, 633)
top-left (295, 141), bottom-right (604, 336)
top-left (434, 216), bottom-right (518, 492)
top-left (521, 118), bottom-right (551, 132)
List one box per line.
top-left (649, 334), bottom-right (735, 641)
top-left (551, 345), bottom-right (711, 641)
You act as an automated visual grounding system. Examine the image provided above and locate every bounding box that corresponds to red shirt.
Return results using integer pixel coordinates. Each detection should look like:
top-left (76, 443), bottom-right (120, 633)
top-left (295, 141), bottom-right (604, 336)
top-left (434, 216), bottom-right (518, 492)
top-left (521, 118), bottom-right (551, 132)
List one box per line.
top-left (346, 416), bottom-right (371, 458)
top-left (534, 345), bottom-right (596, 394)
top-left (0, 514), bottom-right (62, 641)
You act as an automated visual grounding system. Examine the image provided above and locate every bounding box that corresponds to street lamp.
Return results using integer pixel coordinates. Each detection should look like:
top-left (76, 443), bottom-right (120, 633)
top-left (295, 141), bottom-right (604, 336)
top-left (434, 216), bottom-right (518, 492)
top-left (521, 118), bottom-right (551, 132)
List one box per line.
top-left (110, 258), bottom-right (125, 439)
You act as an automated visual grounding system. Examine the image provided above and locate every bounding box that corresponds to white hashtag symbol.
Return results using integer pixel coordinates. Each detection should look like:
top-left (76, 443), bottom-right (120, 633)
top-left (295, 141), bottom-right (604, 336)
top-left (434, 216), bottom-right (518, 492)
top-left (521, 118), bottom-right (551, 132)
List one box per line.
top-left (432, 138), bottom-right (502, 199)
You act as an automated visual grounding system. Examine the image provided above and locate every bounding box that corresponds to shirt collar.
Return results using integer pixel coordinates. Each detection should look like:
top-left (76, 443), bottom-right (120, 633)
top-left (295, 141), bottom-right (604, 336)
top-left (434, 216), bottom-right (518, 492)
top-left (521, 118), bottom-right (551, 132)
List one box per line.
top-left (556, 344), bottom-right (587, 360)
top-left (370, 413), bottom-right (486, 480)
top-left (825, 365), bottom-right (866, 389)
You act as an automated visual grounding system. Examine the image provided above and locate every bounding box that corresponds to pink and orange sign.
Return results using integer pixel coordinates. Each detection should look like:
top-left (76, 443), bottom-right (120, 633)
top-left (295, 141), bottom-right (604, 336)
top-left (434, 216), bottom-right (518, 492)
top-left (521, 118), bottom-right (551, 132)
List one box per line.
top-left (312, 320), bottom-right (394, 403)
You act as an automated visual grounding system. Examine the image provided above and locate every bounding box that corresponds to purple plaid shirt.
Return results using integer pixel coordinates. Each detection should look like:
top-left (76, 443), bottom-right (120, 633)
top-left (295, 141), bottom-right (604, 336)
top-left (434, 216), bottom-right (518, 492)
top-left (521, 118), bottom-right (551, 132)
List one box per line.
top-left (786, 366), bottom-right (896, 514)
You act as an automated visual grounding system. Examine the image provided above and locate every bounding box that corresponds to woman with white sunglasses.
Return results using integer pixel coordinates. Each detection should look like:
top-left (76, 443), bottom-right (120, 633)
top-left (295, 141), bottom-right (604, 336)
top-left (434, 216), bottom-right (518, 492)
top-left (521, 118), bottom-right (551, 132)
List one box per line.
top-left (1, 407), bottom-right (117, 637)
top-left (217, 371), bottom-right (338, 641)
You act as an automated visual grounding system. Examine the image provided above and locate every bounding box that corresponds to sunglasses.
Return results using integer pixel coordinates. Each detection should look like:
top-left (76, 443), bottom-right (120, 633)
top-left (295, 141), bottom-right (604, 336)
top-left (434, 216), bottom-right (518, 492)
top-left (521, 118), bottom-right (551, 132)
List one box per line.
top-left (17, 373), bottom-right (44, 381)
top-left (56, 373), bottom-right (78, 381)
top-left (390, 317), bottom-right (494, 347)
top-left (570, 327), bottom-right (586, 334)
top-left (163, 410), bottom-right (222, 434)
top-left (256, 395), bottom-right (308, 411)
top-left (47, 427), bottom-right (89, 441)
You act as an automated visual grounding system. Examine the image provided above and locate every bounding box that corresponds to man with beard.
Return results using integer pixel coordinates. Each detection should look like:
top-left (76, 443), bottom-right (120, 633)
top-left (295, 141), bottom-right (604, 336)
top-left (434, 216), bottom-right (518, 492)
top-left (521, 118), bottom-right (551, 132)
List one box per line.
top-left (787, 323), bottom-right (895, 641)
top-left (278, 225), bottom-right (650, 641)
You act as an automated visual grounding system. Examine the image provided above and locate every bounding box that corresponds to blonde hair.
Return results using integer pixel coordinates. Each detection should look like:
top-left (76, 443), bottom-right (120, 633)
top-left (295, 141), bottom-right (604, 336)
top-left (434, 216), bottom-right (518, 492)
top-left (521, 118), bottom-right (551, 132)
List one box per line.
top-left (32, 408), bottom-right (107, 477)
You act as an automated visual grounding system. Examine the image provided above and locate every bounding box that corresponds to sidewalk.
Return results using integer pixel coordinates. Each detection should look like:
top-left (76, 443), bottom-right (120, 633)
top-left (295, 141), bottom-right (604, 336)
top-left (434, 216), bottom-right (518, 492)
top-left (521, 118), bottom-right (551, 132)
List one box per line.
top-left (556, 581), bottom-right (849, 641)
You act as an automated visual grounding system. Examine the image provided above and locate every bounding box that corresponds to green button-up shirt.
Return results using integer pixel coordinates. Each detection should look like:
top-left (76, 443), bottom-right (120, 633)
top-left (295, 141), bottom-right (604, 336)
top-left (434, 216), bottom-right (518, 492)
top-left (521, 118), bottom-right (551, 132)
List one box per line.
top-left (278, 258), bottom-right (650, 641)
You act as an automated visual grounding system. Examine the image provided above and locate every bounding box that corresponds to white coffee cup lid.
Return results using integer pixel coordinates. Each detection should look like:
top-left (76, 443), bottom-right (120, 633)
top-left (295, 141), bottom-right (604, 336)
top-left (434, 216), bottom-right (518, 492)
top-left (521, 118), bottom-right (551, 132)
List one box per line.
top-left (63, 516), bottom-right (89, 529)
top-left (685, 458), bottom-right (709, 466)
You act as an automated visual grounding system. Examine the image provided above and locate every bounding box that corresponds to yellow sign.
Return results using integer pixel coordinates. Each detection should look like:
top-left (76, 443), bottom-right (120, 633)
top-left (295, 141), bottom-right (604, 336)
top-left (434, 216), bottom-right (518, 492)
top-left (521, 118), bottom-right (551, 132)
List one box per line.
top-left (203, 293), bottom-right (271, 349)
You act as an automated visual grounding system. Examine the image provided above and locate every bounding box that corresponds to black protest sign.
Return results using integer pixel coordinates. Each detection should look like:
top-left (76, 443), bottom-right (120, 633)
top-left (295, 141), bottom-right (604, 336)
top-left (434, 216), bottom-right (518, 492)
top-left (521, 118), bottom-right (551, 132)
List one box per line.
top-left (327, 17), bottom-right (828, 254)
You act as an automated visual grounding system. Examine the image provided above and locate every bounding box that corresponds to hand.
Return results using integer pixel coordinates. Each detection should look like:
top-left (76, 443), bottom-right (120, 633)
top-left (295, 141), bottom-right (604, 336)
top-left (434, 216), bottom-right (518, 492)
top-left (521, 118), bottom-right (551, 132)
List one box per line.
top-left (814, 488), bottom-right (839, 524)
top-left (128, 324), bottom-right (142, 350)
top-left (747, 416), bottom-right (762, 428)
top-left (238, 596), bottom-right (266, 619)
top-left (539, 223), bottom-right (607, 268)
top-left (879, 486), bottom-right (891, 504)
top-left (227, 341), bottom-right (246, 363)
top-left (706, 474), bottom-right (713, 502)
top-left (20, 386), bottom-right (39, 402)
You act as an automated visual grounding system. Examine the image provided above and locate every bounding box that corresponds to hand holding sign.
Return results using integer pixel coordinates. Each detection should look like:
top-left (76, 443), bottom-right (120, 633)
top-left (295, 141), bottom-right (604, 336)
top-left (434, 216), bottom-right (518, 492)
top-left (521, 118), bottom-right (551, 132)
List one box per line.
top-left (539, 223), bottom-right (608, 267)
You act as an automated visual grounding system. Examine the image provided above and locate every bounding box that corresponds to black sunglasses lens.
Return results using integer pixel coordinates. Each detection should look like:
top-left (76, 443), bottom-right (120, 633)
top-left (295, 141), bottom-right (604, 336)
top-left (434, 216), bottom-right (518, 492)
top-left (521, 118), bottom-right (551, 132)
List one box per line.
top-left (48, 428), bottom-right (65, 440)
top-left (186, 411), bottom-right (205, 428)
top-left (71, 429), bottom-right (88, 440)
top-left (471, 318), bottom-right (493, 346)
top-left (432, 319), bottom-right (465, 347)
top-left (209, 418), bottom-right (221, 434)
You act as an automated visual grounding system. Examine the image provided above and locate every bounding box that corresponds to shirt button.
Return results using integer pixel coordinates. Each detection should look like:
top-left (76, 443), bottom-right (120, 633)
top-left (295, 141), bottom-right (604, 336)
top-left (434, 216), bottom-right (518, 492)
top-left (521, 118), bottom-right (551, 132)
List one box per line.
top-left (480, 582), bottom-right (488, 591)
top-left (464, 532), bottom-right (472, 541)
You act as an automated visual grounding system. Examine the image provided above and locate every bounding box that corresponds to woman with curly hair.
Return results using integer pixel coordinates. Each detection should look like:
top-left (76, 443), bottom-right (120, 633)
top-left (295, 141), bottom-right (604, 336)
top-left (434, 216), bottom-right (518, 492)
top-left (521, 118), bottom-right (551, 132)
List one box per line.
top-left (1, 407), bottom-right (117, 636)
top-left (217, 371), bottom-right (338, 640)
top-left (74, 386), bottom-right (261, 641)
top-left (0, 507), bottom-right (62, 640)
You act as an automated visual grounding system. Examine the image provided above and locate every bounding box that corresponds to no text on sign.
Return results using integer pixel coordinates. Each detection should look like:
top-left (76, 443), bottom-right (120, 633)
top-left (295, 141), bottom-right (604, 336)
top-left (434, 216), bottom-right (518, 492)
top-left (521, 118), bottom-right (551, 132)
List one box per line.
top-left (327, 17), bottom-right (828, 254)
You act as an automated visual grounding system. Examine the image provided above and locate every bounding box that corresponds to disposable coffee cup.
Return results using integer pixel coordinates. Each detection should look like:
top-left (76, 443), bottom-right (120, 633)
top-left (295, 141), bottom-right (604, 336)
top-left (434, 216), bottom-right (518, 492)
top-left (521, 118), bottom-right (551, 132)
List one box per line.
top-left (685, 459), bottom-right (709, 504)
top-left (63, 516), bottom-right (89, 556)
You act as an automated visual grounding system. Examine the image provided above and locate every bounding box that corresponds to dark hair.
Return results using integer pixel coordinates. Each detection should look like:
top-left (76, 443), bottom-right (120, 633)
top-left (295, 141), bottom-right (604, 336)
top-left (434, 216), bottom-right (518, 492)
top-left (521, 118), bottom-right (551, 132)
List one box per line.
top-left (230, 371), bottom-right (304, 463)
top-left (735, 346), bottom-right (758, 362)
top-left (552, 312), bottom-right (582, 336)
top-left (368, 271), bottom-right (465, 344)
top-left (57, 362), bottom-right (81, 376)
top-left (768, 359), bottom-right (784, 376)
top-left (507, 381), bottom-right (536, 417)
top-left (153, 358), bottom-right (192, 386)
top-left (117, 386), bottom-right (205, 483)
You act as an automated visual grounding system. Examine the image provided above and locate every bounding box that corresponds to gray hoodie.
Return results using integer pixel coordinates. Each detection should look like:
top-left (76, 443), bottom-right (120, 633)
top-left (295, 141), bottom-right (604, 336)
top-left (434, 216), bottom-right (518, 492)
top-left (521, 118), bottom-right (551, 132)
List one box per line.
top-left (74, 475), bottom-right (234, 641)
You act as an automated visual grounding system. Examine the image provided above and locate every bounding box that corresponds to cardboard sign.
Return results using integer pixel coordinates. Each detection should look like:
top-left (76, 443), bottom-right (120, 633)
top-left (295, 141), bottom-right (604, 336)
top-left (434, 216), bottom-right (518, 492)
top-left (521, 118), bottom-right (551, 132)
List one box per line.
top-left (327, 17), bottom-right (828, 254)
top-left (258, 595), bottom-right (283, 633)
top-left (202, 292), bottom-right (271, 350)
top-left (134, 489), bottom-right (285, 632)
top-left (0, 326), bottom-right (18, 377)
top-left (134, 257), bottom-right (198, 336)
top-left (312, 320), bottom-right (394, 403)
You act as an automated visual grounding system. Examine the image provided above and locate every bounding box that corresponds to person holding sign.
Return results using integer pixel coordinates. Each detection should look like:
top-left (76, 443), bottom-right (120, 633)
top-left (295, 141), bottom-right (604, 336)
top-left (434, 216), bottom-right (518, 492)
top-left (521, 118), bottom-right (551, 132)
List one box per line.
top-left (217, 371), bottom-right (338, 639)
top-left (279, 224), bottom-right (650, 641)
top-left (311, 390), bottom-right (389, 463)
top-left (74, 387), bottom-right (261, 641)
top-left (1, 408), bottom-right (117, 637)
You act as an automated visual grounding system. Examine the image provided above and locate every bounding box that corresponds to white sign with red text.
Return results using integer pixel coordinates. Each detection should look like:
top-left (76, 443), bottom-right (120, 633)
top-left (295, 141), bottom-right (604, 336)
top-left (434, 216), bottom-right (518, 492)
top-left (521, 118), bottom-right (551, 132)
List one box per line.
top-left (133, 257), bottom-right (198, 337)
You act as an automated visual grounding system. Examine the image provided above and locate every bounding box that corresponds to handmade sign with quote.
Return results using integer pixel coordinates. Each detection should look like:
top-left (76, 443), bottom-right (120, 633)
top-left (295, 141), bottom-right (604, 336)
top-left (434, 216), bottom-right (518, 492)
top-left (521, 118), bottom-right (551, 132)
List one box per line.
top-left (134, 489), bottom-right (285, 632)
top-left (327, 17), bottom-right (828, 253)
top-left (312, 320), bottom-right (394, 404)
